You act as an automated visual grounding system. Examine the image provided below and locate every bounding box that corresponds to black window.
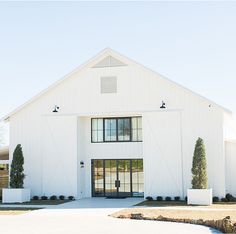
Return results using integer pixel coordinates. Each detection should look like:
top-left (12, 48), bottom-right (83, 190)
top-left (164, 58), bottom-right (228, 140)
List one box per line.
top-left (118, 118), bottom-right (131, 141)
top-left (104, 119), bottom-right (117, 142)
top-left (91, 117), bottom-right (142, 143)
top-left (131, 117), bottom-right (142, 141)
top-left (91, 118), bottom-right (103, 142)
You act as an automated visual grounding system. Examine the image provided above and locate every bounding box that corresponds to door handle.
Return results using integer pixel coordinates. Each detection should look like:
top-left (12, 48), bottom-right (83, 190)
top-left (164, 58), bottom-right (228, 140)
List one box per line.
top-left (115, 180), bottom-right (120, 188)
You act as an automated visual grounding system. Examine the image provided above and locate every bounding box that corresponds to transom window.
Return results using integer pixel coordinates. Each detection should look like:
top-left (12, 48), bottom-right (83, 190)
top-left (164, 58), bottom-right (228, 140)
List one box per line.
top-left (91, 117), bottom-right (142, 143)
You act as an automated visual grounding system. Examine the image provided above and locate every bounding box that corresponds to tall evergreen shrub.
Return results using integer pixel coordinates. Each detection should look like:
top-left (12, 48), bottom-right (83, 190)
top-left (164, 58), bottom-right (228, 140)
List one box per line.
top-left (10, 144), bottom-right (25, 188)
top-left (191, 138), bottom-right (208, 189)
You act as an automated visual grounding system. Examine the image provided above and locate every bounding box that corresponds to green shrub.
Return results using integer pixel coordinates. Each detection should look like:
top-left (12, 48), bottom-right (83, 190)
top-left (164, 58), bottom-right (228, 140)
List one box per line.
top-left (156, 196), bottom-right (163, 201)
top-left (32, 196), bottom-right (39, 200)
top-left (59, 195), bottom-right (65, 200)
top-left (145, 196), bottom-right (153, 201)
top-left (50, 195), bottom-right (57, 200)
top-left (191, 138), bottom-right (208, 189)
top-left (213, 196), bottom-right (219, 202)
top-left (221, 198), bottom-right (227, 202)
top-left (165, 196), bottom-right (171, 201)
top-left (68, 196), bottom-right (75, 201)
top-left (10, 144), bottom-right (25, 188)
top-left (174, 196), bottom-right (180, 201)
top-left (225, 193), bottom-right (233, 202)
top-left (41, 196), bottom-right (48, 200)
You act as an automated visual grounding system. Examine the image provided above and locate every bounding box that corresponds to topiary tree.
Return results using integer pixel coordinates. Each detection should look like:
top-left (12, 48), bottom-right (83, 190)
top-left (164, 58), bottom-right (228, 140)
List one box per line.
top-left (191, 138), bottom-right (208, 189)
top-left (10, 144), bottom-right (25, 188)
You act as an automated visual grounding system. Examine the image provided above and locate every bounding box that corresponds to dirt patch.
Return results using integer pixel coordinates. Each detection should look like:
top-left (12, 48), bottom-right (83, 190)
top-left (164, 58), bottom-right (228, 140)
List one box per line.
top-left (111, 208), bottom-right (236, 233)
top-left (112, 208), bottom-right (236, 222)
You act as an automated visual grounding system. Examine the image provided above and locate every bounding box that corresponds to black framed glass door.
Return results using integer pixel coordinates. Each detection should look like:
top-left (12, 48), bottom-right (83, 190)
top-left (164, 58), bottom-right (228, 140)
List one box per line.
top-left (92, 159), bottom-right (143, 197)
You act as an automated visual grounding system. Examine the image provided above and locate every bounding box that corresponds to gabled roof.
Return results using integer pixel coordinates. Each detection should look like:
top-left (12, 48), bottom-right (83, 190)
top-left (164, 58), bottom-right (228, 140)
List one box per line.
top-left (1, 48), bottom-right (231, 121)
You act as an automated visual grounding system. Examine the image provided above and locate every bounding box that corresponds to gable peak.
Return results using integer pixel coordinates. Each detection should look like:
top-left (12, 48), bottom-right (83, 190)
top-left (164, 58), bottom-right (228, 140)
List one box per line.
top-left (92, 54), bottom-right (127, 68)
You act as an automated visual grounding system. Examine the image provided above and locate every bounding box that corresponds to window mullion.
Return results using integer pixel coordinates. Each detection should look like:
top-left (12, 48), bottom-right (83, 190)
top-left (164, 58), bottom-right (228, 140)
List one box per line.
top-left (116, 118), bottom-right (118, 142)
top-left (103, 118), bottom-right (105, 142)
top-left (130, 117), bottom-right (132, 142)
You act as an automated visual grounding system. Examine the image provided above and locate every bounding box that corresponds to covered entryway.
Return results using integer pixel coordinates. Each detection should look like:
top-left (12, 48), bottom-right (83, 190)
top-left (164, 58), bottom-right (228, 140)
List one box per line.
top-left (91, 159), bottom-right (143, 198)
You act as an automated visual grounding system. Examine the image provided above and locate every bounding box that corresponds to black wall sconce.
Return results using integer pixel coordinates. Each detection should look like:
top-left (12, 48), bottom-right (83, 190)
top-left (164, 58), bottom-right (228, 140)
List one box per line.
top-left (53, 105), bottom-right (60, 113)
top-left (80, 161), bottom-right (84, 168)
top-left (160, 101), bottom-right (166, 109)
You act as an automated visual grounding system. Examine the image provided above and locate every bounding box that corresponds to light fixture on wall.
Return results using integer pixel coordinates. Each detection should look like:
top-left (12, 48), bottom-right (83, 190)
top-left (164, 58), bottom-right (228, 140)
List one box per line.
top-left (80, 161), bottom-right (84, 168)
top-left (52, 105), bottom-right (60, 113)
top-left (160, 101), bottom-right (166, 109)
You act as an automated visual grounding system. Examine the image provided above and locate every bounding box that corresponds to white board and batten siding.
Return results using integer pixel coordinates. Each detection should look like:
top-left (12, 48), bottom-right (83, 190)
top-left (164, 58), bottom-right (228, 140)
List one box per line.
top-left (225, 141), bottom-right (236, 195)
top-left (6, 49), bottom-right (233, 198)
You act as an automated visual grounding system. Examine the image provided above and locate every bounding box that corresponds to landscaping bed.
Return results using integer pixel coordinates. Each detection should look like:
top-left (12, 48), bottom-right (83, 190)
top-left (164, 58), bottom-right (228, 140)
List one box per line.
top-left (136, 200), bottom-right (236, 209)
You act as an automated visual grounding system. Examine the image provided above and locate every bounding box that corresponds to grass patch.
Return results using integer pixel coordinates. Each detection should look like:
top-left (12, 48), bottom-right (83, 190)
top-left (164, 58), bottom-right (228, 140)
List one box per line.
top-left (0, 207), bottom-right (40, 215)
top-left (0, 199), bottom-right (71, 205)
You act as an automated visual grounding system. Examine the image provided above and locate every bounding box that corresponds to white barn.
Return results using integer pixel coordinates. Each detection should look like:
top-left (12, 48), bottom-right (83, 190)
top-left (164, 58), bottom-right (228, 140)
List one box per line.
top-left (2, 48), bottom-right (236, 199)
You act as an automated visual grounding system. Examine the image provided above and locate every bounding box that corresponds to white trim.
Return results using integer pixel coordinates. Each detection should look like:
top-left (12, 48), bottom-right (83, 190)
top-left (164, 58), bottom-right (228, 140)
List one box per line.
top-left (41, 108), bottom-right (184, 118)
top-left (1, 48), bottom-right (231, 122)
top-left (0, 160), bottom-right (9, 164)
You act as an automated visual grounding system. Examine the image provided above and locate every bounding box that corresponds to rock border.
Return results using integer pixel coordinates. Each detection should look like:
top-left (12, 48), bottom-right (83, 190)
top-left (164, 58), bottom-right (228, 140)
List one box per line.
top-left (116, 213), bottom-right (236, 233)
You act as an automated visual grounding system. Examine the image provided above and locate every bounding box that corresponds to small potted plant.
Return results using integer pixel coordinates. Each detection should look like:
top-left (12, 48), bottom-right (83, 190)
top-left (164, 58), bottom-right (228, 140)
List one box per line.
top-left (2, 144), bottom-right (30, 203)
top-left (187, 138), bottom-right (212, 205)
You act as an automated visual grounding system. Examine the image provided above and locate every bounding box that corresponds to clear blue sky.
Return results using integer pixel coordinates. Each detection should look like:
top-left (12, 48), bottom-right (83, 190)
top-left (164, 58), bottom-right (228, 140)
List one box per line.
top-left (1, 1), bottom-right (236, 119)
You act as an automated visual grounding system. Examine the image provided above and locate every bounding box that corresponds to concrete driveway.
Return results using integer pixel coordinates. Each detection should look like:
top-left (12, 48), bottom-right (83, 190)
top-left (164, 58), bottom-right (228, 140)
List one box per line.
top-left (0, 198), bottom-right (221, 234)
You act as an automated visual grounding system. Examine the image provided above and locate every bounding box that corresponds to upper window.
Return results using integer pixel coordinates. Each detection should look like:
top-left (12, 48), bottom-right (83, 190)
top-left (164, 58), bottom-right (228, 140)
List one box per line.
top-left (91, 117), bottom-right (142, 143)
top-left (131, 117), bottom-right (142, 142)
top-left (91, 119), bottom-right (103, 142)
top-left (118, 118), bottom-right (131, 141)
top-left (104, 119), bottom-right (117, 141)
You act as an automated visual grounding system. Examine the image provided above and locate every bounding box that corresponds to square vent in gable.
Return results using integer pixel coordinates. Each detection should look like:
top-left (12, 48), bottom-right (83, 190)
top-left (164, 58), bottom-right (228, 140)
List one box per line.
top-left (93, 56), bottom-right (126, 68)
top-left (100, 76), bottom-right (117, 94)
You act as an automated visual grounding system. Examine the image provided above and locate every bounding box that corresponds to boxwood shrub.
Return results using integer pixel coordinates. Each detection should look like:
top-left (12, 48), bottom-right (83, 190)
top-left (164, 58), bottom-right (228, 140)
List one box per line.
top-left (41, 196), bottom-right (48, 200)
top-left (174, 196), bottom-right (180, 201)
top-left (156, 196), bottom-right (163, 201)
top-left (165, 196), bottom-right (171, 201)
top-left (32, 196), bottom-right (39, 200)
top-left (213, 196), bottom-right (219, 202)
top-left (225, 193), bottom-right (236, 202)
top-left (50, 195), bottom-right (57, 200)
top-left (221, 198), bottom-right (227, 202)
top-left (68, 196), bottom-right (75, 201)
top-left (145, 196), bottom-right (153, 201)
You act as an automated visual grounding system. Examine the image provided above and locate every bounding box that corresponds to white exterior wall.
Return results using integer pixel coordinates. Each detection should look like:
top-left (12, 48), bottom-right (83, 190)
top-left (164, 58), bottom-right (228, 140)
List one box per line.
top-left (77, 117), bottom-right (142, 198)
top-left (143, 111), bottom-right (183, 197)
top-left (8, 51), bottom-right (226, 198)
top-left (225, 141), bottom-right (236, 196)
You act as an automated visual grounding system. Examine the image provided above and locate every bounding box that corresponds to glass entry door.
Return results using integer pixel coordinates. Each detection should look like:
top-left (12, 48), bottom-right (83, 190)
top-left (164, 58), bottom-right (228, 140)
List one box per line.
top-left (92, 159), bottom-right (143, 197)
top-left (104, 159), bottom-right (131, 197)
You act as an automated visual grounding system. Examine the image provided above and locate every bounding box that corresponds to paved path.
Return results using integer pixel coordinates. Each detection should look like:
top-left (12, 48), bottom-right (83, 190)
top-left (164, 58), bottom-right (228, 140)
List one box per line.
top-left (0, 198), bottom-right (221, 234)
